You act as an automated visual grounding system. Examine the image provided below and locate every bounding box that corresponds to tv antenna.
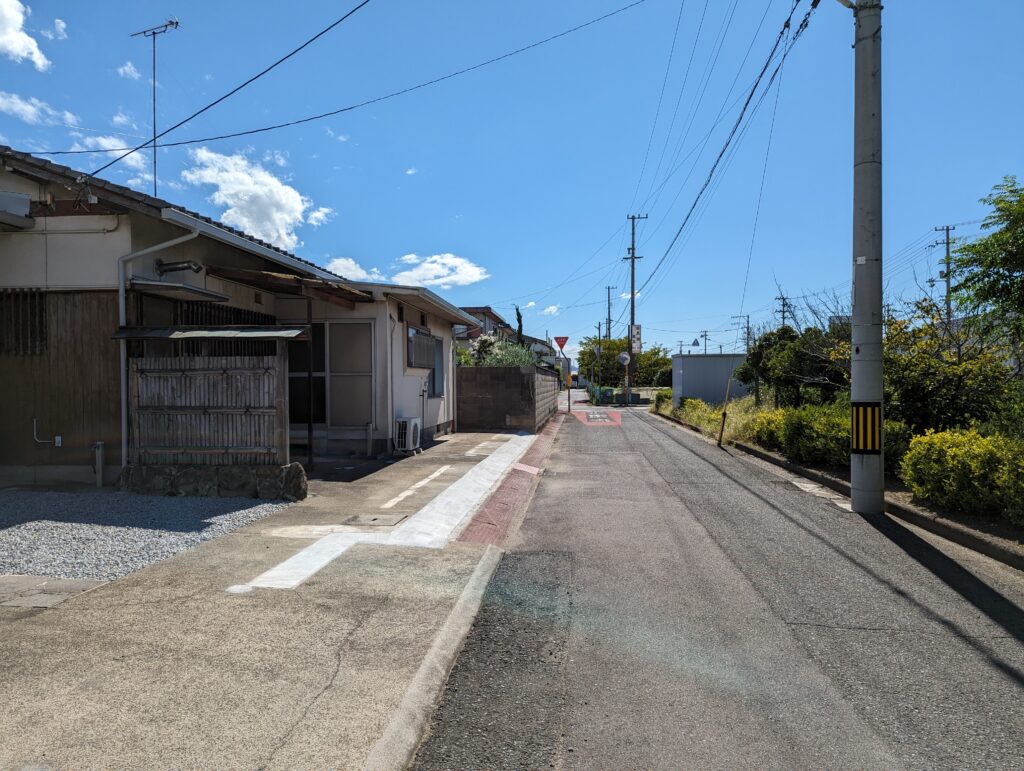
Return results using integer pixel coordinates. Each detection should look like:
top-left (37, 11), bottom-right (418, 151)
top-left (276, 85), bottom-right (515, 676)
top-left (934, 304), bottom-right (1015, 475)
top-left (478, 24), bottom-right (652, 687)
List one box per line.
top-left (131, 18), bottom-right (180, 197)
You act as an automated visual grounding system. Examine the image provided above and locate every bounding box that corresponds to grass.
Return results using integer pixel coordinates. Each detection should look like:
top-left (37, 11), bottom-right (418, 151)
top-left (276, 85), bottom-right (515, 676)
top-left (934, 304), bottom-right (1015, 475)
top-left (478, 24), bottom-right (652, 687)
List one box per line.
top-left (654, 394), bottom-right (764, 444)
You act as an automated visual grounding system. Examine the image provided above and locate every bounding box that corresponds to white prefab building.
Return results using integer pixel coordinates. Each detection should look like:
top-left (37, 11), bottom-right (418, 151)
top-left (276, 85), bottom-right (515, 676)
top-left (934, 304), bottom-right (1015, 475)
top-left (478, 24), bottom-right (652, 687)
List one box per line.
top-left (671, 353), bottom-right (749, 406)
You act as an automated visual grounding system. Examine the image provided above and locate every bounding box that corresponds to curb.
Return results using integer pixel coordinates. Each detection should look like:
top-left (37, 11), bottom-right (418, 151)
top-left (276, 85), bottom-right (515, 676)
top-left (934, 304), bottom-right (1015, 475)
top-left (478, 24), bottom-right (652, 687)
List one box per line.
top-left (362, 544), bottom-right (503, 771)
top-left (651, 410), bottom-right (1024, 575)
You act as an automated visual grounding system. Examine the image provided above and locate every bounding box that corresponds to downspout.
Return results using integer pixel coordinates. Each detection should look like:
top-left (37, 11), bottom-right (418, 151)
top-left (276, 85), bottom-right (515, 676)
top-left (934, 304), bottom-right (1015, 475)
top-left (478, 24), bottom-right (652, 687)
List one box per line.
top-left (118, 229), bottom-right (200, 468)
top-left (388, 312), bottom-right (396, 454)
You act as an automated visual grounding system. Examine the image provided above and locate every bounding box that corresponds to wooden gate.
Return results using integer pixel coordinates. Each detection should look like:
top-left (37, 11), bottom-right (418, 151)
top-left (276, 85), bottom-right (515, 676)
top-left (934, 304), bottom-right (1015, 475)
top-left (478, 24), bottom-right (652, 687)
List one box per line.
top-left (130, 353), bottom-right (288, 465)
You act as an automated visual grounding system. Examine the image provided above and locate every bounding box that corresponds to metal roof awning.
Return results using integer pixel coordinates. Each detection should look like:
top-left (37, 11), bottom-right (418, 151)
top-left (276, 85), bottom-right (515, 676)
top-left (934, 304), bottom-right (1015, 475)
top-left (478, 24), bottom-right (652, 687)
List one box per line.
top-left (113, 325), bottom-right (310, 340)
top-left (206, 266), bottom-right (371, 309)
top-left (130, 277), bottom-right (230, 303)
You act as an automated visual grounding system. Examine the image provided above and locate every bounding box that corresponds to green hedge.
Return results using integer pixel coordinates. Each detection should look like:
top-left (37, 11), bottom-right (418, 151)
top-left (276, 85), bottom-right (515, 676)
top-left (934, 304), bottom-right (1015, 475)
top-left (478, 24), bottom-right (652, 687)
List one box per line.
top-left (749, 409), bottom-right (785, 451)
top-left (901, 430), bottom-right (1024, 523)
top-left (778, 404), bottom-right (909, 474)
top-left (653, 389), bottom-right (673, 412)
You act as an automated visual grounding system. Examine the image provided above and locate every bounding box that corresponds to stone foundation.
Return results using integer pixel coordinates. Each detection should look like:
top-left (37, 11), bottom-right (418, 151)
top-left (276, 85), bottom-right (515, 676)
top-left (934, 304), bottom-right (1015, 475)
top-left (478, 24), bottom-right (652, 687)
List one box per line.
top-left (118, 463), bottom-right (307, 501)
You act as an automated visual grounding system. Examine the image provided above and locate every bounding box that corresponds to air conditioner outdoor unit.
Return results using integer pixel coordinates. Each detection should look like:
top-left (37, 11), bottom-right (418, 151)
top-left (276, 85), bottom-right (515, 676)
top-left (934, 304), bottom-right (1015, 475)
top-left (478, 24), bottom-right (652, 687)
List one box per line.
top-left (395, 417), bottom-right (422, 452)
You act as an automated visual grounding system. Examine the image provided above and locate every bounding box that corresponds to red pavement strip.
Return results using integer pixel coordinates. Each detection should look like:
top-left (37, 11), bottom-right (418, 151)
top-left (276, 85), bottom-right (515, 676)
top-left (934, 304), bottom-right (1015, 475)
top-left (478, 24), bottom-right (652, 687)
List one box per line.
top-left (569, 407), bottom-right (622, 426)
top-left (458, 413), bottom-right (565, 546)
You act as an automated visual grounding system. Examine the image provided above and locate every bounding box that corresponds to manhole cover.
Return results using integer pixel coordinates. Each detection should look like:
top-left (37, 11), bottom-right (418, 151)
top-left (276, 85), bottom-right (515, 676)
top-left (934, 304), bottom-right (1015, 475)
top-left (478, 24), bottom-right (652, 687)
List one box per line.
top-left (342, 513), bottom-right (407, 527)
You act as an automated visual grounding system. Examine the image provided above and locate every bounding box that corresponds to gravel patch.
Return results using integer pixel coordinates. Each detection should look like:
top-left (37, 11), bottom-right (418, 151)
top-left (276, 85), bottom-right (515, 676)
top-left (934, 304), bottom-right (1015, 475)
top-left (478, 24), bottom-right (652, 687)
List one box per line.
top-left (0, 491), bottom-right (289, 581)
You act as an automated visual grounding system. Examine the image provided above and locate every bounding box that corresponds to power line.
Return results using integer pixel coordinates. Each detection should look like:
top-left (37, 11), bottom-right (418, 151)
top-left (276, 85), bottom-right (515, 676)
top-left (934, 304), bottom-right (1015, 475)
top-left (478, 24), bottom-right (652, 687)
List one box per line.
top-left (86, 0), bottom-right (375, 178)
top-left (39, 0), bottom-right (649, 161)
top-left (637, 0), bottom-right (818, 299)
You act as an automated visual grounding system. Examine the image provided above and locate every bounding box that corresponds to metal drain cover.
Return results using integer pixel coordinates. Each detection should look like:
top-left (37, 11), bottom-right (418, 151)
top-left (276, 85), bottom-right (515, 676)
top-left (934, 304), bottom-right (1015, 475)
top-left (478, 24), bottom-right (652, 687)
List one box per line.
top-left (342, 513), bottom-right (407, 527)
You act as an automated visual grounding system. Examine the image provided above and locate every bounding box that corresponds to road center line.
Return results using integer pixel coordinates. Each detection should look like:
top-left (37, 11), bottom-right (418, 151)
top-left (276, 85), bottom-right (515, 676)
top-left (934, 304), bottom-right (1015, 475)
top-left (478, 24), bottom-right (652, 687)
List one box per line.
top-left (380, 465), bottom-right (452, 510)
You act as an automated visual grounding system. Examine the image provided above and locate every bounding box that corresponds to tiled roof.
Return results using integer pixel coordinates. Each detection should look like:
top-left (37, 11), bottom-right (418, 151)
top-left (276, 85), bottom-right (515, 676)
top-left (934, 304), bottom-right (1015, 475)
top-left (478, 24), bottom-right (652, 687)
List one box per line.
top-left (0, 145), bottom-right (341, 279)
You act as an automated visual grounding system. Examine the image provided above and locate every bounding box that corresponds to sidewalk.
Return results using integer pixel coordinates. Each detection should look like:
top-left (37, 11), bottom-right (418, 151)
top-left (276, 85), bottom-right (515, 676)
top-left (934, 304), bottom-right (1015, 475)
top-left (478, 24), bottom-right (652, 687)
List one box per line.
top-left (0, 429), bottom-right (541, 769)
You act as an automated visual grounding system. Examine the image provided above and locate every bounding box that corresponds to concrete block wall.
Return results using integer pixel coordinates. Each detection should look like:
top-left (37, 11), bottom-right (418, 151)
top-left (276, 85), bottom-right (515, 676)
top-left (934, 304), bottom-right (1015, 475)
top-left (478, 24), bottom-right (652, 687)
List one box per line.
top-left (457, 367), bottom-right (558, 433)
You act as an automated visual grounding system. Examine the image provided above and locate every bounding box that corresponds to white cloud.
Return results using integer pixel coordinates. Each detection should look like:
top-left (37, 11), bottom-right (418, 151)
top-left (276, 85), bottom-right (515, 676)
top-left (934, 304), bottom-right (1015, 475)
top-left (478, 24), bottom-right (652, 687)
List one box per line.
top-left (40, 18), bottom-right (66, 40)
top-left (620, 291), bottom-right (640, 300)
top-left (325, 257), bottom-right (384, 282)
top-left (0, 0), bottom-right (49, 70)
top-left (540, 305), bottom-right (560, 316)
top-left (262, 149), bottom-right (288, 167)
top-left (117, 60), bottom-right (140, 80)
top-left (391, 253), bottom-right (489, 290)
top-left (525, 301), bottom-right (536, 309)
top-left (111, 109), bottom-right (135, 129)
top-left (181, 147), bottom-right (315, 251)
top-left (404, 167), bottom-right (417, 176)
top-left (71, 134), bottom-right (146, 172)
top-left (336, 134), bottom-right (349, 142)
top-left (306, 206), bottom-right (334, 227)
top-left (0, 90), bottom-right (77, 125)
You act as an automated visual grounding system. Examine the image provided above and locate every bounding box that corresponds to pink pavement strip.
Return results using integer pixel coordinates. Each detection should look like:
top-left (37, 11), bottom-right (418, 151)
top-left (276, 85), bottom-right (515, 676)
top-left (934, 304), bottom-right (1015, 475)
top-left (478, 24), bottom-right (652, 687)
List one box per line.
top-left (458, 413), bottom-right (564, 546)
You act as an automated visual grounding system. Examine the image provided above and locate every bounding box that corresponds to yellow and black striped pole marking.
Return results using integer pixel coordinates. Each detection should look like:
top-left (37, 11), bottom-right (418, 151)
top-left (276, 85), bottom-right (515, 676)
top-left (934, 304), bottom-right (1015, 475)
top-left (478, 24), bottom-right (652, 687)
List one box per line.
top-left (851, 402), bottom-right (882, 454)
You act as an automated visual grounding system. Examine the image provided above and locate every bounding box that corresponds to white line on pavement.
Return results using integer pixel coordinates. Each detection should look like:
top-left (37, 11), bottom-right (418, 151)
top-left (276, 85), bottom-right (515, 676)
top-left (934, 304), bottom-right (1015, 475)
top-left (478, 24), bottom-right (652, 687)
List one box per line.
top-left (227, 434), bottom-right (534, 593)
top-left (380, 465), bottom-right (452, 510)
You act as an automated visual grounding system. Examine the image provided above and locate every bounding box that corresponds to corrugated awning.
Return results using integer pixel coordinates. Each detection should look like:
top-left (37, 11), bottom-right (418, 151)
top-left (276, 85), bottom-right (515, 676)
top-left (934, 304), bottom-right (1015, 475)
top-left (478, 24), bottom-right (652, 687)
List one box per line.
top-left (205, 266), bottom-right (370, 309)
top-left (112, 325), bottom-right (309, 340)
top-left (130, 277), bottom-right (230, 303)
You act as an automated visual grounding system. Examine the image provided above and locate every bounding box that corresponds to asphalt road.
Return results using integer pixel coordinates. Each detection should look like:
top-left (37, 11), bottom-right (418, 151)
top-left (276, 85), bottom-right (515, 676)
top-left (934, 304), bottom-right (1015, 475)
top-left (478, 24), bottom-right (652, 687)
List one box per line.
top-left (415, 406), bottom-right (1024, 769)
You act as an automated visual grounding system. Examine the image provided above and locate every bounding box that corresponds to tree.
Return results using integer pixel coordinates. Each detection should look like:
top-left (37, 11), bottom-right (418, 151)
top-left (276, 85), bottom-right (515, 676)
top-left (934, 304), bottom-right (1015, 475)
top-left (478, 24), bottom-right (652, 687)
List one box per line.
top-left (735, 325), bottom-right (849, 408)
top-left (633, 344), bottom-right (672, 387)
top-left (883, 297), bottom-right (1011, 431)
top-left (514, 305), bottom-right (524, 346)
top-left (466, 333), bottom-right (537, 367)
top-left (577, 336), bottom-right (629, 387)
top-left (952, 176), bottom-right (1024, 372)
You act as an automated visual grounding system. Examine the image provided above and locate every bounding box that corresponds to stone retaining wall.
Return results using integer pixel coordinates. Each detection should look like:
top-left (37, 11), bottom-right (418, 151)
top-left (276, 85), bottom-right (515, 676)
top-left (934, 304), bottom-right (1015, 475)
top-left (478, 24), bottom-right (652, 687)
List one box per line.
top-left (118, 462), bottom-right (307, 500)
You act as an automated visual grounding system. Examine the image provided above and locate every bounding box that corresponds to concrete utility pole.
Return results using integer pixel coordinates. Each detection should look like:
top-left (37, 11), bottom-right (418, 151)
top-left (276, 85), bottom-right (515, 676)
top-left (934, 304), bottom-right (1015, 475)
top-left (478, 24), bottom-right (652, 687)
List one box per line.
top-left (732, 314), bottom-right (751, 352)
top-left (775, 294), bottom-right (792, 327)
top-left (847, 0), bottom-right (884, 515)
top-left (700, 330), bottom-right (709, 355)
top-left (934, 225), bottom-right (956, 326)
top-left (606, 286), bottom-right (616, 340)
top-left (624, 214), bottom-right (646, 403)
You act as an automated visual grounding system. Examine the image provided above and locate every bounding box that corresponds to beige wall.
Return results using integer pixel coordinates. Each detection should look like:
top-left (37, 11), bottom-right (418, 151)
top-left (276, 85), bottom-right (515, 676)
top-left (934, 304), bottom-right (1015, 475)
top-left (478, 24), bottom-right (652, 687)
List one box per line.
top-left (278, 293), bottom-right (457, 454)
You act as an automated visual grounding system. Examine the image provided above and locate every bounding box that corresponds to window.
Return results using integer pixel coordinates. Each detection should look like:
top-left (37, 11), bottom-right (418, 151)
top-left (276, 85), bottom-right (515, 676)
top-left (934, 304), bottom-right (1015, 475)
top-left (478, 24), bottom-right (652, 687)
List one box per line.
top-left (430, 336), bottom-right (445, 397)
top-left (0, 289), bottom-right (46, 355)
top-left (407, 325), bottom-right (435, 369)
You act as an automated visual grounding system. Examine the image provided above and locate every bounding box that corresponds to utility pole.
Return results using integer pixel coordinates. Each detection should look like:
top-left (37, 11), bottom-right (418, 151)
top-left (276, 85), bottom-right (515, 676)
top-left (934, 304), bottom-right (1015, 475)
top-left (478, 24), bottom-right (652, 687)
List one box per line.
top-left (596, 322), bottom-right (603, 398)
top-left (700, 330), bottom-right (709, 355)
top-left (131, 18), bottom-right (179, 197)
top-left (624, 214), bottom-right (646, 407)
top-left (934, 225), bottom-right (956, 326)
top-left (678, 340), bottom-right (684, 355)
top-left (846, 0), bottom-right (884, 516)
top-left (775, 293), bottom-right (792, 327)
top-left (605, 286), bottom-right (616, 340)
top-left (731, 314), bottom-right (751, 352)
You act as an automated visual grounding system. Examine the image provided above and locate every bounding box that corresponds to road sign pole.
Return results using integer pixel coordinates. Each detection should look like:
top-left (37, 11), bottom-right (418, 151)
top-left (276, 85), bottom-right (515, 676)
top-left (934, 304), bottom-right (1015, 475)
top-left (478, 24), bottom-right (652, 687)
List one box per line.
top-left (554, 336), bottom-right (570, 413)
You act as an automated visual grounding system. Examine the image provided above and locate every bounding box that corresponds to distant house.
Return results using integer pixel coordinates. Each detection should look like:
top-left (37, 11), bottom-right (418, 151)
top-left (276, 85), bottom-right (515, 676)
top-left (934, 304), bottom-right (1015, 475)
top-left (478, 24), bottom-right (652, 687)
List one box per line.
top-left (0, 146), bottom-right (478, 489)
top-left (454, 306), bottom-right (514, 344)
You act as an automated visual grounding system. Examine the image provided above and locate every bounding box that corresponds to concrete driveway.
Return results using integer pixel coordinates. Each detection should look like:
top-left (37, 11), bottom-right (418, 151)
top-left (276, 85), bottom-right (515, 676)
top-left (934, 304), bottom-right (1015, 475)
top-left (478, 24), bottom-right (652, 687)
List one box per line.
top-left (0, 429), bottom-right (542, 769)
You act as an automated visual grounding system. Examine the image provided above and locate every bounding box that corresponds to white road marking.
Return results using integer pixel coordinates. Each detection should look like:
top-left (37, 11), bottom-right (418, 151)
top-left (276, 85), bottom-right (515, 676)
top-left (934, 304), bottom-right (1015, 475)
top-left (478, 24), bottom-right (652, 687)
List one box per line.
top-left (380, 465), bottom-right (452, 509)
top-left (465, 440), bottom-right (506, 457)
top-left (227, 435), bottom-right (534, 593)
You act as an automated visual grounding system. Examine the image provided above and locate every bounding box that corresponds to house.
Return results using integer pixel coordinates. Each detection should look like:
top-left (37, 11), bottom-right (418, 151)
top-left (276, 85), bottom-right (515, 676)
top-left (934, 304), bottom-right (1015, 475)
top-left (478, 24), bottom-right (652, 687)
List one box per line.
top-left (671, 352), bottom-right (749, 406)
top-left (454, 306), bottom-right (514, 344)
top-left (0, 146), bottom-right (478, 489)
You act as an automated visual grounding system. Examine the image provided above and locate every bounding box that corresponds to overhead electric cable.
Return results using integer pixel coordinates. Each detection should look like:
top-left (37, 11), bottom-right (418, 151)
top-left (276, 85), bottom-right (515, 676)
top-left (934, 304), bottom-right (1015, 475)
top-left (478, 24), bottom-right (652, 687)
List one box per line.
top-left (637, 0), bottom-right (818, 298)
top-left (85, 0), bottom-right (375, 177)
top-left (39, 0), bottom-right (649, 160)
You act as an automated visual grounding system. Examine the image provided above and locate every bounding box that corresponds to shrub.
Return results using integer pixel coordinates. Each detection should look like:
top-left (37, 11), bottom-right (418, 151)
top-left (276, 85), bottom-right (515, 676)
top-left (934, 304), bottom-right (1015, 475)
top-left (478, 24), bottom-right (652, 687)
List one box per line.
top-left (653, 389), bottom-right (674, 412)
top-left (673, 398), bottom-right (720, 434)
top-left (781, 405), bottom-right (848, 468)
top-left (900, 430), bottom-right (1020, 519)
top-left (749, 409), bottom-right (786, 451)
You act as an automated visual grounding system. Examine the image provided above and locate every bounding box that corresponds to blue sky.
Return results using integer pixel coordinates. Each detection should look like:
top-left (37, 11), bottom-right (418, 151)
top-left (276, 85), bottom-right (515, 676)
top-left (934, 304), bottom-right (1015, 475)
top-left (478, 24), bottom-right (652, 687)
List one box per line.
top-left (1, 0), bottom-right (1021, 358)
